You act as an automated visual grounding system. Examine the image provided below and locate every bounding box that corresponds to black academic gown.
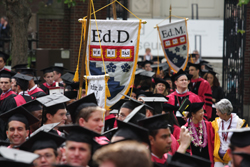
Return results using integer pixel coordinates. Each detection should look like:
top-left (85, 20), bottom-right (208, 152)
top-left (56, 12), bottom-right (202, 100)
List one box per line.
top-left (0, 91), bottom-right (16, 140)
top-left (210, 86), bottom-right (224, 121)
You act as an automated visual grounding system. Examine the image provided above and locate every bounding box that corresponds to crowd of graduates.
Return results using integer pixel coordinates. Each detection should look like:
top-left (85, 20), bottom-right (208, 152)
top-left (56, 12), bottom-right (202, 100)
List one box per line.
top-left (0, 50), bottom-right (248, 167)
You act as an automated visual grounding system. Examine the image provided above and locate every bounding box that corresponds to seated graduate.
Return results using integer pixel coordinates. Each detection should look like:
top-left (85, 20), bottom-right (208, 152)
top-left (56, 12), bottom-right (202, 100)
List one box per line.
top-left (0, 106), bottom-right (39, 148)
top-left (52, 66), bottom-right (67, 86)
top-left (36, 94), bottom-right (70, 136)
top-left (19, 131), bottom-right (65, 167)
top-left (58, 125), bottom-right (101, 167)
top-left (20, 68), bottom-right (46, 98)
top-left (12, 73), bottom-right (33, 106)
top-left (138, 113), bottom-right (191, 167)
top-left (67, 93), bottom-right (108, 145)
top-left (40, 67), bottom-right (56, 95)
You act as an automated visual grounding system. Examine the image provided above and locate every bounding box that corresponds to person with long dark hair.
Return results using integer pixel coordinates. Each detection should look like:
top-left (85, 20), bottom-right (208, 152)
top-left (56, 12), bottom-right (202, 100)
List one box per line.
top-left (203, 70), bottom-right (224, 121)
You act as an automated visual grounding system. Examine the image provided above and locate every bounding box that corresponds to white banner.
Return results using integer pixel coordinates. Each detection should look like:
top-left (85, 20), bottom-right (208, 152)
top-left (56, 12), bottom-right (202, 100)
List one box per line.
top-left (87, 75), bottom-right (106, 108)
top-left (85, 19), bottom-right (141, 107)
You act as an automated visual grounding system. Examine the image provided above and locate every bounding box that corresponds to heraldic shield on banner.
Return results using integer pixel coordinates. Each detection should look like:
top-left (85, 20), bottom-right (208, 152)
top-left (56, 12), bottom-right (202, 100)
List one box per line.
top-left (85, 20), bottom-right (141, 107)
top-left (157, 20), bottom-right (189, 72)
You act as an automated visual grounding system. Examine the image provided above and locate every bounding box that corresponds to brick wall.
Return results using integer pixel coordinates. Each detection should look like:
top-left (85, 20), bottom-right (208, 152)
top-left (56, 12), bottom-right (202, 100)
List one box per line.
top-left (37, 0), bottom-right (107, 71)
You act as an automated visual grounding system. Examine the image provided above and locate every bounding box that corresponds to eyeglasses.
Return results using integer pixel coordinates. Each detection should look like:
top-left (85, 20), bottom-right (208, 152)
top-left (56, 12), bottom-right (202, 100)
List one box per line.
top-left (38, 153), bottom-right (54, 159)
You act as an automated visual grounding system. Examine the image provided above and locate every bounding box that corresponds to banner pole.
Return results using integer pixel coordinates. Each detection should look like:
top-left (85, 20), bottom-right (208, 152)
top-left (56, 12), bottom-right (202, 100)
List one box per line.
top-left (112, 0), bottom-right (117, 20)
top-left (78, 0), bottom-right (91, 99)
top-left (169, 5), bottom-right (172, 23)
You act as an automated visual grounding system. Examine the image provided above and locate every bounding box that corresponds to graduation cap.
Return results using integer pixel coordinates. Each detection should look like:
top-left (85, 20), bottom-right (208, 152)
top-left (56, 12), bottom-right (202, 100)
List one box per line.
top-left (121, 94), bottom-right (154, 111)
top-left (0, 106), bottom-right (39, 127)
top-left (220, 127), bottom-right (250, 148)
top-left (137, 91), bottom-right (154, 98)
top-left (201, 69), bottom-right (209, 76)
top-left (36, 94), bottom-right (70, 112)
top-left (34, 76), bottom-right (42, 84)
top-left (0, 51), bottom-right (10, 63)
top-left (205, 64), bottom-right (213, 71)
top-left (12, 64), bottom-right (28, 73)
top-left (19, 68), bottom-right (36, 76)
top-left (138, 113), bottom-right (170, 131)
top-left (207, 70), bottom-right (217, 76)
top-left (176, 98), bottom-right (191, 117)
top-left (171, 69), bottom-right (187, 82)
top-left (109, 99), bottom-right (128, 110)
top-left (52, 66), bottom-right (67, 75)
top-left (113, 120), bottom-right (149, 144)
top-left (200, 60), bottom-right (209, 65)
top-left (142, 60), bottom-right (153, 67)
top-left (19, 131), bottom-right (65, 152)
top-left (58, 125), bottom-right (100, 144)
top-left (140, 96), bottom-right (168, 114)
top-left (30, 122), bottom-right (61, 137)
top-left (187, 102), bottom-right (204, 117)
top-left (0, 146), bottom-right (40, 164)
top-left (135, 69), bottom-right (145, 75)
top-left (61, 72), bottom-right (74, 84)
top-left (40, 67), bottom-right (53, 75)
top-left (139, 71), bottom-right (155, 78)
top-left (163, 73), bottom-right (171, 80)
top-left (153, 77), bottom-right (170, 89)
top-left (36, 94), bottom-right (70, 124)
top-left (0, 70), bottom-right (15, 78)
top-left (64, 91), bottom-right (77, 99)
top-left (123, 105), bottom-right (146, 124)
top-left (162, 103), bottom-right (179, 112)
top-left (188, 62), bottom-right (201, 71)
top-left (67, 93), bottom-right (97, 123)
top-left (22, 100), bottom-right (42, 113)
top-left (13, 73), bottom-right (33, 89)
top-left (169, 152), bottom-right (211, 167)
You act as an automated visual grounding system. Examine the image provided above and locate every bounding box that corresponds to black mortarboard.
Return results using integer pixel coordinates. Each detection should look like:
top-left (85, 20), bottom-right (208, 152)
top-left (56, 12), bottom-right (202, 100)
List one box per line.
top-left (22, 100), bottom-right (43, 113)
top-left (163, 103), bottom-right (179, 112)
top-left (201, 69), bottom-right (209, 76)
top-left (13, 73), bottom-right (33, 89)
top-left (188, 62), bottom-right (201, 71)
top-left (138, 113), bottom-right (170, 131)
top-left (67, 93), bottom-right (98, 123)
top-left (0, 51), bottom-right (10, 62)
top-left (170, 152), bottom-right (211, 167)
top-left (123, 105), bottom-right (146, 124)
top-left (187, 102), bottom-right (204, 117)
top-left (61, 72), bottom-right (74, 85)
top-left (58, 125), bottom-right (100, 144)
top-left (34, 76), bottom-right (42, 84)
top-left (12, 64), bottom-right (28, 73)
top-left (40, 67), bottom-right (53, 74)
top-left (109, 99), bottom-right (128, 110)
top-left (0, 157), bottom-right (33, 167)
top-left (0, 106), bottom-right (39, 127)
top-left (0, 70), bottom-right (15, 78)
top-left (205, 64), bottom-right (213, 71)
top-left (207, 70), bottom-right (217, 76)
top-left (20, 68), bottom-right (36, 76)
top-left (171, 69), bottom-right (187, 81)
top-left (122, 94), bottom-right (154, 111)
top-left (113, 120), bottom-right (149, 144)
top-left (0, 146), bottom-right (39, 164)
top-left (52, 66), bottom-right (67, 74)
top-left (153, 77), bottom-right (170, 89)
top-left (200, 60), bottom-right (209, 65)
top-left (64, 91), bottom-right (77, 99)
top-left (142, 60), bottom-right (153, 67)
top-left (221, 127), bottom-right (250, 148)
top-left (135, 69), bottom-right (145, 75)
top-left (19, 131), bottom-right (65, 152)
top-left (137, 91), bottom-right (154, 98)
top-left (140, 96), bottom-right (168, 114)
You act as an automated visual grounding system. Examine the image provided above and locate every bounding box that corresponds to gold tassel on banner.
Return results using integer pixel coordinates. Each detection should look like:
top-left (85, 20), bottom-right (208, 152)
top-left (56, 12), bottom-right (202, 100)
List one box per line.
top-left (105, 75), bottom-right (111, 98)
top-left (73, 65), bottom-right (79, 82)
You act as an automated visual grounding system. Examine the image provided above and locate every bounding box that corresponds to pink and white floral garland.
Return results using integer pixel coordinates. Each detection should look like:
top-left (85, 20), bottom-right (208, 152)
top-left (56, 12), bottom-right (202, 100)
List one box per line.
top-left (188, 120), bottom-right (208, 148)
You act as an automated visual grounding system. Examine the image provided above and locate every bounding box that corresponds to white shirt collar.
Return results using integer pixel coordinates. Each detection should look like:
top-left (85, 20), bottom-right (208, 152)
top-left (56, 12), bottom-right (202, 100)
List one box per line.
top-left (29, 84), bottom-right (37, 92)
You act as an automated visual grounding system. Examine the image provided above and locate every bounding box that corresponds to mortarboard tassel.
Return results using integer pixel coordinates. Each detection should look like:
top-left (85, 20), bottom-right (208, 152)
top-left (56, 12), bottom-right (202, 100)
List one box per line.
top-left (73, 65), bottom-right (79, 82)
